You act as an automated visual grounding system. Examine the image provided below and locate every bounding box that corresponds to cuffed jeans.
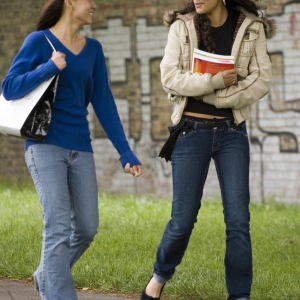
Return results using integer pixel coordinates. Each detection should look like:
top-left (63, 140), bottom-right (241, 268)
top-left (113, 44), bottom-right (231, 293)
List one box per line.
top-left (25, 144), bottom-right (99, 300)
top-left (153, 120), bottom-right (252, 300)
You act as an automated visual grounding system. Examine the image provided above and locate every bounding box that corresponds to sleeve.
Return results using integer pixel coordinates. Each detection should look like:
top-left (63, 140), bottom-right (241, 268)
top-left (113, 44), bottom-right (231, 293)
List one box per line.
top-left (160, 21), bottom-right (225, 98)
top-left (90, 43), bottom-right (140, 169)
top-left (1, 32), bottom-right (60, 100)
top-left (203, 22), bottom-right (272, 109)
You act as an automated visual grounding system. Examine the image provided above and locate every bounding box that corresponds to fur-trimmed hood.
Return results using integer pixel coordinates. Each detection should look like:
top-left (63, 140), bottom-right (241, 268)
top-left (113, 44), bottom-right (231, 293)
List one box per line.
top-left (163, 5), bottom-right (276, 39)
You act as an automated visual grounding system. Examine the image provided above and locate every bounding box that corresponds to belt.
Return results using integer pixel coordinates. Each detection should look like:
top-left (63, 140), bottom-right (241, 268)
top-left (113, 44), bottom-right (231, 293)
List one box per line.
top-left (158, 118), bottom-right (235, 162)
top-left (182, 116), bottom-right (234, 128)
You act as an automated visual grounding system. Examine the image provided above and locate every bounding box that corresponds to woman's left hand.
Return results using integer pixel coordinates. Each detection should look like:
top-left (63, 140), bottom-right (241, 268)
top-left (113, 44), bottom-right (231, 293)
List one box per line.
top-left (124, 163), bottom-right (142, 177)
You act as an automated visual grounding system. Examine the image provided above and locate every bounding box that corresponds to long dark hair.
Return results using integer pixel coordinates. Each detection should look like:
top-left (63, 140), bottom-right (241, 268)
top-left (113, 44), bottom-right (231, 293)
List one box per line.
top-left (36, 0), bottom-right (64, 31)
top-left (172, 0), bottom-right (260, 53)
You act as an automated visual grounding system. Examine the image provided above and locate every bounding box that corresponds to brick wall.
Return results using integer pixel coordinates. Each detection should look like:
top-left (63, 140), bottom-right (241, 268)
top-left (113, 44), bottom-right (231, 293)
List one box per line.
top-left (0, 0), bottom-right (44, 184)
top-left (1, 0), bottom-right (300, 203)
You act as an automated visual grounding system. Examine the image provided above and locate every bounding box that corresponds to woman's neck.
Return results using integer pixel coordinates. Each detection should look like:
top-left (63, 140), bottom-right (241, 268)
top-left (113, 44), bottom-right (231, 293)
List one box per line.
top-left (49, 20), bottom-right (86, 55)
top-left (207, 5), bottom-right (228, 27)
top-left (49, 8), bottom-right (86, 43)
top-left (50, 21), bottom-right (81, 42)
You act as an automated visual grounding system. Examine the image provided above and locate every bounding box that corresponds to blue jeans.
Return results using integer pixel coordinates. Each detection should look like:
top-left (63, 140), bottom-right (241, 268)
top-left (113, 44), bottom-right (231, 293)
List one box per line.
top-left (25, 144), bottom-right (99, 300)
top-left (153, 119), bottom-right (252, 300)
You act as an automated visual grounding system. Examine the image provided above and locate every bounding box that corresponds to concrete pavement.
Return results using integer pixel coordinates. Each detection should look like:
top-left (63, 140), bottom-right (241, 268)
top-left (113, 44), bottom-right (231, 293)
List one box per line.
top-left (0, 279), bottom-right (138, 300)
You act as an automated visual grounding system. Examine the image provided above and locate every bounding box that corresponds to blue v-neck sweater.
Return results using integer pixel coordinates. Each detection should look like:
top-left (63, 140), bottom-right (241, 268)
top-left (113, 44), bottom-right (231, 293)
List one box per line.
top-left (2, 29), bottom-right (140, 168)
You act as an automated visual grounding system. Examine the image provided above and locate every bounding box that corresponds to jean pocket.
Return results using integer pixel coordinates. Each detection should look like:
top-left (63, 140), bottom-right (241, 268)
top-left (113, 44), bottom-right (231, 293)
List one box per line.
top-left (178, 128), bottom-right (194, 139)
top-left (231, 122), bottom-right (248, 137)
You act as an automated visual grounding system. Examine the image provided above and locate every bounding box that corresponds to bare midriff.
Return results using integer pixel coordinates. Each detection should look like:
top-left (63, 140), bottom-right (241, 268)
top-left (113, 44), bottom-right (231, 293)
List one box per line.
top-left (182, 111), bottom-right (227, 119)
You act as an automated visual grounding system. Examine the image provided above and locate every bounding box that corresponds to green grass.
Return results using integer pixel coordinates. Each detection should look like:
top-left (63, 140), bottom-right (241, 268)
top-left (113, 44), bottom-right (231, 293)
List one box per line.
top-left (0, 184), bottom-right (299, 299)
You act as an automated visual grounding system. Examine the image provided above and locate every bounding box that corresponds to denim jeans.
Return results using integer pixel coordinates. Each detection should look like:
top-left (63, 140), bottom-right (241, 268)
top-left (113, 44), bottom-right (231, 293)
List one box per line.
top-left (25, 144), bottom-right (99, 300)
top-left (153, 119), bottom-right (252, 300)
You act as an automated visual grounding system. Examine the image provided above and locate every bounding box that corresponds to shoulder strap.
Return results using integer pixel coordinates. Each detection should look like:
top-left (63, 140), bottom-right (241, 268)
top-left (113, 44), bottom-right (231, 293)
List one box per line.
top-left (42, 33), bottom-right (56, 52)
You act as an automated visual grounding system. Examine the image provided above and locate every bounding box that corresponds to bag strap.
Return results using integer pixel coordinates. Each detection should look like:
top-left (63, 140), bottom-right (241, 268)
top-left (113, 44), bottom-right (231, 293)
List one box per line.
top-left (42, 33), bottom-right (57, 52)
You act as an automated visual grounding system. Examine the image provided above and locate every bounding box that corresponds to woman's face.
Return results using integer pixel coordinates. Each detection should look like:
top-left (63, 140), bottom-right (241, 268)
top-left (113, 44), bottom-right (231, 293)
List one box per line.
top-left (193, 0), bottom-right (223, 15)
top-left (71, 0), bottom-right (97, 26)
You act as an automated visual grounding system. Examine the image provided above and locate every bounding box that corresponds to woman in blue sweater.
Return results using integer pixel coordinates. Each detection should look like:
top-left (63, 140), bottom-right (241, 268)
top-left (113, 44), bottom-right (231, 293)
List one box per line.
top-left (2, 0), bottom-right (142, 299)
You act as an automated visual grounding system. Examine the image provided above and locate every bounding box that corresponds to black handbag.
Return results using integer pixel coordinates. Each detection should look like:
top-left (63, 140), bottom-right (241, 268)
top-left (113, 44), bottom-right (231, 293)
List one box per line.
top-left (0, 34), bottom-right (58, 141)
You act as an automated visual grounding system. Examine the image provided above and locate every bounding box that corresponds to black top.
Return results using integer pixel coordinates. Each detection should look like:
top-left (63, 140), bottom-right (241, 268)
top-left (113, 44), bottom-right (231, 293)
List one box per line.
top-left (203, 8), bottom-right (239, 55)
top-left (184, 8), bottom-right (240, 118)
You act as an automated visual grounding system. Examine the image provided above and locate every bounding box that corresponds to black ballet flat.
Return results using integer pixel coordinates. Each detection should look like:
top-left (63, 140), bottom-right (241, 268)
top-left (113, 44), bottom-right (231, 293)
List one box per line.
top-left (140, 278), bottom-right (165, 300)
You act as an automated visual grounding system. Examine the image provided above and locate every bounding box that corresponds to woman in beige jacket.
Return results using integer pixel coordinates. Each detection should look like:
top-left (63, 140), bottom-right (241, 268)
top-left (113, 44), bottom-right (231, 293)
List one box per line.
top-left (140, 1), bottom-right (276, 300)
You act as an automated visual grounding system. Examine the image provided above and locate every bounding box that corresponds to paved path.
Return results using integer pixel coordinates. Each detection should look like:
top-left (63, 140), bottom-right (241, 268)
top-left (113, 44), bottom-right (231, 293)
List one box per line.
top-left (0, 279), bottom-right (138, 300)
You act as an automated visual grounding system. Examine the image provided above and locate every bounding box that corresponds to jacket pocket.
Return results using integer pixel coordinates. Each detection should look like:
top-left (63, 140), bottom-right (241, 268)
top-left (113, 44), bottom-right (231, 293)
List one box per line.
top-left (168, 93), bottom-right (185, 103)
top-left (170, 97), bottom-right (187, 125)
top-left (239, 29), bottom-right (259, 57)
top-left (179, 34), bottom-right (189, 70)
top-left (236, 29), bottom-right (259, 78)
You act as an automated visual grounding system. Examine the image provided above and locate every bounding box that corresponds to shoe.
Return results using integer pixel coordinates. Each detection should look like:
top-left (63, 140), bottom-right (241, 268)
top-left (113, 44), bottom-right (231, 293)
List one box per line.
top-left (140, 277), bottom-right (165, 300)
top-left (33, 278), bottom-right (39, 292)
top-left (33, 272), bottom-right (39, 292)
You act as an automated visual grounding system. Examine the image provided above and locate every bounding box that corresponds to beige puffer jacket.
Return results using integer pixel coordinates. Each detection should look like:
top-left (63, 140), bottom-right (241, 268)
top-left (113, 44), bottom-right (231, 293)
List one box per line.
top-left (161, 6), bottom-right (276, 125)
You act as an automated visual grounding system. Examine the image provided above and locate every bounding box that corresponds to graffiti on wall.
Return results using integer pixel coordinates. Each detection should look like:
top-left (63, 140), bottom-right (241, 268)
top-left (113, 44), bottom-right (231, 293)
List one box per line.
top-left (81, 1), bottom-right (300, 202)
top-left (250, 1), bottom-right (300, 199)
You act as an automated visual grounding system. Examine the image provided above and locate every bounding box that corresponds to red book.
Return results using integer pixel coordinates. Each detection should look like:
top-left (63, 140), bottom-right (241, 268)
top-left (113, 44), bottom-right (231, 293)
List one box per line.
top-left (192, 48), bottom-right (235, 75)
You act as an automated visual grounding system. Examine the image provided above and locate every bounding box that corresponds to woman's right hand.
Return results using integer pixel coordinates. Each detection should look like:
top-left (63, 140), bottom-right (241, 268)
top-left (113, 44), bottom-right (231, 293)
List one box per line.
top-left (222, 69), bottom-right (238, 88)
top-left (124, 163), bottom-right (142, 177)
top-left (51, 51), bottom-right (67, 70)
